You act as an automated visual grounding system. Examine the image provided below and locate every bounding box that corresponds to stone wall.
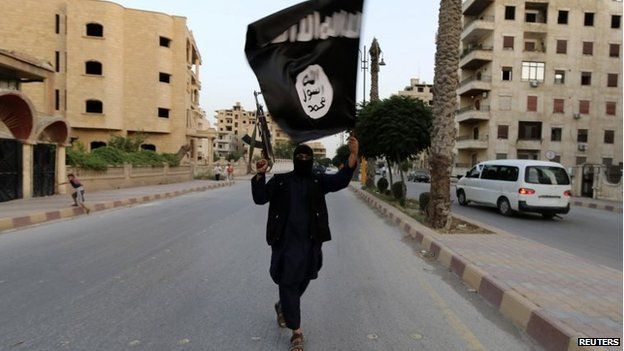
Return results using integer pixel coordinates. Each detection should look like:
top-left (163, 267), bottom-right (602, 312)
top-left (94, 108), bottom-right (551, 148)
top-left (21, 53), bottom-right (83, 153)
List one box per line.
top-left (67, 164), bottom-right (192, 192)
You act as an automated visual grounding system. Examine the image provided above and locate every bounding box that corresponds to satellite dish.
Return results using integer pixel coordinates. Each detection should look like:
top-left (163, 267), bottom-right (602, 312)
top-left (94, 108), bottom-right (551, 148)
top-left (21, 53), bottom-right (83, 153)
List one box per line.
top-left (545, 150), bottom-right (556, 160)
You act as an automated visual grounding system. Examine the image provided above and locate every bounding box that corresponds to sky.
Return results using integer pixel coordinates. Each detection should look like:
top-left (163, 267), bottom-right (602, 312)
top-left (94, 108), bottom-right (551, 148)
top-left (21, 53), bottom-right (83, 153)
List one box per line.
top-left (114, 0), bottom-right (440, 157)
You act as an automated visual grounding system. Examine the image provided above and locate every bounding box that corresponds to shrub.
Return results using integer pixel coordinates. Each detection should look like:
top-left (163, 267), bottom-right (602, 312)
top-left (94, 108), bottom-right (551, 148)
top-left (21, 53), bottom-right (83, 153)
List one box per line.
top-left (377, 177), bottom-right (389, 192)
top-left (66, 148), bottom-right (108, 171)
top-left (161, 153), bottom-right (180, 167)
top-left (419, 192), bottom-right (431, 212)
top-left (92, 147), bottom-right (126, 165)
top-left (108, 133), bottom-right (145, 152)
top-left (391, 181), bottom-right (405, 200)
top-left (125, 150), bottom-right (166, 166)
top-left (384, 189), bottom-right (392, 196)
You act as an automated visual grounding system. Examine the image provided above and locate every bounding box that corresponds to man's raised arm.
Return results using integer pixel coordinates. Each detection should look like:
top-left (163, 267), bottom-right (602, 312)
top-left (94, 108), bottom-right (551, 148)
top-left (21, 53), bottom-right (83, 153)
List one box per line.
top-left (251, 159), bottom-right (272, 204)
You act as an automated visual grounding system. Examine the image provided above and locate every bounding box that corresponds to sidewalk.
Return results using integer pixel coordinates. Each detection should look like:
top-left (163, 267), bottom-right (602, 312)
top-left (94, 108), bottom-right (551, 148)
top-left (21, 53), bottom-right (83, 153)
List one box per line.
top-left (0, 180), bottom-right (234, 232)
top-left (351, 185), bottom-right (622, 351)
top-left (571, 196), bottom-right (622, 213)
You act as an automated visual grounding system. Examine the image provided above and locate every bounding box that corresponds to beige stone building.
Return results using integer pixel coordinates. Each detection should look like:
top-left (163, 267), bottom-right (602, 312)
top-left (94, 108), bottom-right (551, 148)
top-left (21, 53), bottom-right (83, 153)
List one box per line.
top-left (0, 0), bottom-right (215, 163)
top-left (457, 0), bottom-right (622, 178)
top-left (396, 78), bottom-right (434, 106)
top-left (304, 141), bottom-right (327, 160)
top-left (214, 102), bottom-right (290, 159)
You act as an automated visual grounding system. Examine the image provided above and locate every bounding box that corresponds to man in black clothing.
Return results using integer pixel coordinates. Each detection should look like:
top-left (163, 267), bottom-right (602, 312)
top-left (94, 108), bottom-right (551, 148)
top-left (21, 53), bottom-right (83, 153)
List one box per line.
top-left (251, 137), bottom-right (359, 350)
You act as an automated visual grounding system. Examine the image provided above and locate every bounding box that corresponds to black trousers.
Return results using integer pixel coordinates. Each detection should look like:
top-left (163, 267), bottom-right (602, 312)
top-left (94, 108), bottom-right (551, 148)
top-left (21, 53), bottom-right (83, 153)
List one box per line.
top-left (278, 280), bottom-right (310, 330)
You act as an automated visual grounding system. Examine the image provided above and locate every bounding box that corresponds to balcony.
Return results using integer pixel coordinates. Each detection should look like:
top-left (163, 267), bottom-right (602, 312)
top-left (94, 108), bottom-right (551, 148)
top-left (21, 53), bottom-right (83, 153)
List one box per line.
top-left (461, 16), bottom-right (494, 42)
top-left (460, 45), bottom-right (493, 70)
top-left (456, 105), bottom-right (491, 123)
top-left (462, 0), bottom-right (493, 16)
top-left (516, 138), bottom-right (542, 150)
top-left (456, 135), bottom-right (488, 149)
top-left (187, 128), bottom-right (214, 139)
top-left (457, 75), bottom-right (491, 96)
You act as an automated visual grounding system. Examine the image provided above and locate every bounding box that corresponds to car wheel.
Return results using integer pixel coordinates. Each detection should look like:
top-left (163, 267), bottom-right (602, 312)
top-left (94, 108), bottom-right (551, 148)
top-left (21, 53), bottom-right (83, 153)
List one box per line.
top-left (457, 190), bottom-right (468, 206)
top-left (497, 197), bottom-right (513, 216)
top-left (541, 212), bottom-right (556, 219)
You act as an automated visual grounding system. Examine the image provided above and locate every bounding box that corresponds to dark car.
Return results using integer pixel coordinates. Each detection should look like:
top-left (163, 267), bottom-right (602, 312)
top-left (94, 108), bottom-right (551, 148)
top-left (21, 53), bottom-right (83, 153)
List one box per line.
top-left (412, 171), bottom-right (430, 183)
top-left (312, 165), bottom-right (326, 175)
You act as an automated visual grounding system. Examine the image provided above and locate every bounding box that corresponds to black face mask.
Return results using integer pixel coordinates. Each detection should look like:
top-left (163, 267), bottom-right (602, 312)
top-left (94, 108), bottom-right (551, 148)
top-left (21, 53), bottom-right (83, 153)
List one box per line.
top-left (293, 145), bottom-right (313, 177)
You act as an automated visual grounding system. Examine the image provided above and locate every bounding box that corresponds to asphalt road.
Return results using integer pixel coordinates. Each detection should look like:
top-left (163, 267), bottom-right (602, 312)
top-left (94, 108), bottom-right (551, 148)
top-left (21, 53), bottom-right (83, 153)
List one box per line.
top-left (403, 181), bottom-right (623, 271)
top-left (0, 181), bottom-right (541, 351)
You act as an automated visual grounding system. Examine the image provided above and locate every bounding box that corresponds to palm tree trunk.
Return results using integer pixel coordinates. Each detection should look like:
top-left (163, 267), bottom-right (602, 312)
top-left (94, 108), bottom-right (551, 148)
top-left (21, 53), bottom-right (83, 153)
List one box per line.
top-left (366, 157), bottom-right (376, 187)
top-left (427, 0), bottom-right (461, 229)
top-left (387, 160), bottom-right (394, 186)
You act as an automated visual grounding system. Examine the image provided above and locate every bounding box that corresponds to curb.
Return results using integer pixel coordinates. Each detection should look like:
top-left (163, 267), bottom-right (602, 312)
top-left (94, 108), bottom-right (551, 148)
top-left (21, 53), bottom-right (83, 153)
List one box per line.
top-left (349, 185), bottom-right (607, 351)
top-left (0, 181), bottom-right (235, 234)
top-left (572, 200), bottom-right (622, 214)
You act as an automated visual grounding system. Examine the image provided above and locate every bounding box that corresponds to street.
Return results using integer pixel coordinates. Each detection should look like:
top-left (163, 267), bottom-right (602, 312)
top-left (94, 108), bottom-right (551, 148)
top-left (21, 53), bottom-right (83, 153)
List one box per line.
top-left (0, 182), bottom-right (540, 351)
top-left (404, 181), bottom-right (623, 270)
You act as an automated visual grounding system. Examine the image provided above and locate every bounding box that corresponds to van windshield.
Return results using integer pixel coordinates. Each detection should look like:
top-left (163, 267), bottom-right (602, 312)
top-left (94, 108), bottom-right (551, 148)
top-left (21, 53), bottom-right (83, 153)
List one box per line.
top-left (525, 166), bottom-right (570, 185)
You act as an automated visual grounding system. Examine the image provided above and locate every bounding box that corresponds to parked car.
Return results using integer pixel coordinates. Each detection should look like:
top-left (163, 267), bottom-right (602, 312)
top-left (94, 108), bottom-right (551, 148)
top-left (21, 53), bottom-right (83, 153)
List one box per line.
top-left (411, 170), bottom-right (430, 183)
top-left (312, 165), bottom-right (326, 175)
top-left (456, 160), bottom-right (571, 219)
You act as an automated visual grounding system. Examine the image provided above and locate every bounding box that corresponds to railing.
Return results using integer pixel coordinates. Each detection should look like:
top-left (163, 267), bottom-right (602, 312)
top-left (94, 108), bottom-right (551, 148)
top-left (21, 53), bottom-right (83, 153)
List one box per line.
top-left (457, 105), bottom-right (491, 114)
top-left (461, 44), bottom-right (494, 58)
top-left (460, 75), bottom-right (492, 86)
top-left (463, 15), bottom-right (495, 29)
top-left (457, 135), bottom-right (489, 142)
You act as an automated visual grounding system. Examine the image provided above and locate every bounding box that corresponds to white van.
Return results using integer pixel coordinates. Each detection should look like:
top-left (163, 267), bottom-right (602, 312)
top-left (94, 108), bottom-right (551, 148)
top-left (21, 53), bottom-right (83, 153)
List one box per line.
top-left (456, 160), bottom-right (572, 218)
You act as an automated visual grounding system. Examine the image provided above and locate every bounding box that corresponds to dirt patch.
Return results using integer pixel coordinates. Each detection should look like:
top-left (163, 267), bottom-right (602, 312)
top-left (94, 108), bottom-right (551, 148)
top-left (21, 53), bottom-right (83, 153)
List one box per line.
top-left (362, 187), bottom-right (492, 235)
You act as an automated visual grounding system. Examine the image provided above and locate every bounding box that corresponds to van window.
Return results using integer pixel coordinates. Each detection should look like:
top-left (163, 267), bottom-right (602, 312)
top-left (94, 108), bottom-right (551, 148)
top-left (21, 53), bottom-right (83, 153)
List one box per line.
top-left (466, 166), bottom-right (481, 178)
top-left (498, 166), bottom-right (519, 181)
top-left (525, 166), bottom-right (570, 185)
top-left (481, 165), bottom-right (499, 180)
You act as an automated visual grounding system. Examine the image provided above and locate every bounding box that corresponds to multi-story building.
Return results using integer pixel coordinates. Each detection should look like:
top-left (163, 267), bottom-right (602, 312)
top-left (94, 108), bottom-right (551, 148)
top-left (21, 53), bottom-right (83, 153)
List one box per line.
top-left (0, 0), bottom-right (215, 161)
top-left (397, 78), bottom-right (434, 106)
top-left (304, 141), bottom-right (327, 160)
top-left (214, 102), bottom-right (290, 158)
top-left (456, 0), bottom-right (622, 175)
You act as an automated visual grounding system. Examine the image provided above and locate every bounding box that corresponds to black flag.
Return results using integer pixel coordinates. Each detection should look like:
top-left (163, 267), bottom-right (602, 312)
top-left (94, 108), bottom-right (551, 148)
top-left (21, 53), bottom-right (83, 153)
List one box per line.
top-left (245, 0), bottom-right (364, 143)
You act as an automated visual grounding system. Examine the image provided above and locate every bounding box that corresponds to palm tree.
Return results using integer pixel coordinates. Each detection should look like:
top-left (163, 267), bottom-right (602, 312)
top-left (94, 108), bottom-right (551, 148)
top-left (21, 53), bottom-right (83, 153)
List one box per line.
top-left (427, 0), bottom-right (461, 229)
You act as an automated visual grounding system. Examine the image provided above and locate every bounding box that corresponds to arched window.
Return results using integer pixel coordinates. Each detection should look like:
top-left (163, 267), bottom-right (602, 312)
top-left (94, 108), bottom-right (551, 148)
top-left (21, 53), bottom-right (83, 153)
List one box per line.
top-left (141, 144), bottom-right (156, 151)
top-left (90, 141), bottom-right (106, 150)
top-left (86, 23), bottom-right (103, 37)
top-left (85, 61), bottom-right (102, 75)
top-left (85, 100), bottom-right (103, 113)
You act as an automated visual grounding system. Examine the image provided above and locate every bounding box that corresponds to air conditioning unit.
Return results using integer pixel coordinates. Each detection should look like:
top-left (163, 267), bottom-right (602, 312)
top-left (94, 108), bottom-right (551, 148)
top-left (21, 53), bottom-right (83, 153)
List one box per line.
top-left (578, 144), bottom-right (588, 151)
top-left (573, 113), bottom-right (581, 119)
top-left (530, 80), bottom-right (540, 88)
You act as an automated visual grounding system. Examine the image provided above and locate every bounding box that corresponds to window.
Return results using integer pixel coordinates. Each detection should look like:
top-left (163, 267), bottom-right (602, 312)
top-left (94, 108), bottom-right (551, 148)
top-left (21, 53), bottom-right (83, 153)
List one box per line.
top-left (499, 166), bottom-right (519, 181)
top-left (612, 15), bottom-right (622, 29)
top-left (524, 41), bottom-right (536, 52)
top-left (55, 51), bottom-right (60, 72)
top-left (481, 165), bottom-right (499, 180)
top-left (525, 11), bottom-right (537, 23)
top-left (90, 141), bottom-right (106, 150)
top-left (85, 100), bottom-right (103, 113)
top-left (607, 74), bottom-right (618, 87)
top-left (581, 72), bottom-right (591, 86)
top-left (499, 95), bottom-right (512, 111)
top-left (503, 36), bottom-right (514, 50)
top-left (86, 23), bottom-right (103, 37)
top-left (527, 96), bottom-right (538, 112)
top-left (610, 44), bottom-right (620, 58)
top-left (502, 67), bottom-right (513, 81)
top-left (551, 127), bottom-right (562, 141)
top-left (466, 166), bottom-right (481, 178)
top-left (159, 36), bottom-right (171, 47)
top-left (556, 40), bottom-right (567, 54)
top-left (553, 99), bottom-right (564, 113)
top-left (521, 61), bottom-right (545, 81)
top-left (141, 144), bottom-right (156, 151)
top-left (584, 12), bottom-right (594, 26)
top-left (518, 121), bottom-right (542, 140)
top-left (525, 166), bottom-right (570, 185)
top-left (417, 87), bottom-right (424, 92)
top-left (558, 10), bottom-right (568, 24)
top-left (576, 157), bottom-right (587, 165)
top-left (577, 129), bottom-right (588, 143)
top-left (496, 153), bottom-right (508, 160)
top-left (498, 125), bottom-right (509, 139)
top-left (85, 61), bottom-right (102, 75)
top-left (579, 100), bottom-right (590, 114)
top-left (606, 102), bottom-right (617, 115)
top-left (158, 108), bottom-right (170, 118)
top-left (55, 89), bottom-right (60, 110)
top-left (505, 6), bottom-right (516, 20)
top-left (603, 158), bottom-right (614, 167)
top-left (554, 70), bottom-right (565, 84)
top-left (55, 14), bottom-right (60, 34)
top-left (159, 72), bottom-right (171, 83)
top-left (604, 130), bottom-right (615, 144)
top-left (582, 42), bottom-right (593, 55)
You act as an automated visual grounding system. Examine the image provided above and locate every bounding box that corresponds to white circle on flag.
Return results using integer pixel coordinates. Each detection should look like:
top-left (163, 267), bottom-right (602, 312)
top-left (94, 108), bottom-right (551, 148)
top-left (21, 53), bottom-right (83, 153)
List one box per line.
top-left (295, 64), bottom-right (333, 120)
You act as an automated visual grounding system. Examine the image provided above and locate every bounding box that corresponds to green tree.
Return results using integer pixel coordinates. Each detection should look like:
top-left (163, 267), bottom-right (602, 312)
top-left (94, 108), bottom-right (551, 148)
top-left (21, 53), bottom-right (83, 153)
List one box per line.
top-left (356, 95), bottom-right (433, 204)
top-left (108, 133), bottom-right (146, 152)
top-left (331, 144), bottom-right (351, 168)
top-left (274, 140), bottom-right (297, 159)
top-left (317, 157), bottom-right (332, 167)
top-left (226, 150), bottom-right (243, 162)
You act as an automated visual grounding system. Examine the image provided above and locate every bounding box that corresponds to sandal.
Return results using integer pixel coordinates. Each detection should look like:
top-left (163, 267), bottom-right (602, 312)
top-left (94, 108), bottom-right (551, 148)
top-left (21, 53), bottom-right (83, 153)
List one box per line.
top-left (289, 332), bottom-right (304, 351)
top-left (275, 302), bottom-right (286, 328)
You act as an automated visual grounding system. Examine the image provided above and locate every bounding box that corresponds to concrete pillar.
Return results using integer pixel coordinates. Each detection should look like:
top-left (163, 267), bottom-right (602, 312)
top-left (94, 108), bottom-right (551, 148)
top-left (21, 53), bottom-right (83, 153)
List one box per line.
top-left (56, 145), bottom-right (67, 194)
top-left (22, 143), bottom-right (33, 199)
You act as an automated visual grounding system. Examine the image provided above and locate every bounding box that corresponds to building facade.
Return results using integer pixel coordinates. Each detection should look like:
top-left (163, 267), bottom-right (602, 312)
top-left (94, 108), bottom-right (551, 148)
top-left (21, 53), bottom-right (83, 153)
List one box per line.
top-left (0, 0), bottom-right (214, 161)
top-left (304, 141), bottom-right (327, 160)
top-left (456, 0), bottom-right (622, 176)
top-left (214, 102), bottom-right (290, 158)
top-left (396, 78), bottom-right (434, 106)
